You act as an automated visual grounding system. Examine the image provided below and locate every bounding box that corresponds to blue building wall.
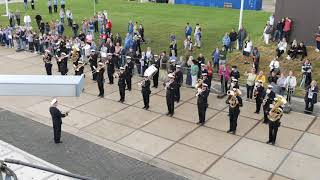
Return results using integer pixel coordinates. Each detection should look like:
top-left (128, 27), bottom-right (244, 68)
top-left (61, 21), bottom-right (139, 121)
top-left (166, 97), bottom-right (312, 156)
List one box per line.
top-left (175, 0), bottom-right (262, 10)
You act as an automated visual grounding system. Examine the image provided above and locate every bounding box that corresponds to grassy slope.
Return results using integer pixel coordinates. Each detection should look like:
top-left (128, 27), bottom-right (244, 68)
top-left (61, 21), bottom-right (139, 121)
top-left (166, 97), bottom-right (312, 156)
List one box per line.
top-left (0, 0), bottom-right (319, 96)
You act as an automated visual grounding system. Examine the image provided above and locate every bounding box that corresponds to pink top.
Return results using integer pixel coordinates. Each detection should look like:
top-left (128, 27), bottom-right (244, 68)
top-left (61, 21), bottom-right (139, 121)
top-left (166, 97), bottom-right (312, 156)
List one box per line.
top-left (218, 66), bottom-right (230, 81)
top-left (283, 19), bottom-right (292, 32)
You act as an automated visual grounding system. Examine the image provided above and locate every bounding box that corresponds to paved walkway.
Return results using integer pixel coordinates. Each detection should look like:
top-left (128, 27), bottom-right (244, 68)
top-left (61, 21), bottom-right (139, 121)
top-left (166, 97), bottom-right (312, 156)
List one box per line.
top-left (0, 47), bottom-right (320, 180)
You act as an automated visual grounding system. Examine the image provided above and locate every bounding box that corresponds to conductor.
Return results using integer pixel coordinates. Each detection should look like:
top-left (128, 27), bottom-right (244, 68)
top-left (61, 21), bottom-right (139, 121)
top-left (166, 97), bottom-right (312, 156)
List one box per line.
top-left (49, 98), bottom-right (69, 144)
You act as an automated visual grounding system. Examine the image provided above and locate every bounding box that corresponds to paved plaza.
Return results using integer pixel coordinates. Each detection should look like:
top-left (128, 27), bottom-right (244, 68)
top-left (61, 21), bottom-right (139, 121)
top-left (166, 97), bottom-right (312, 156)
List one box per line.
top-left (0, 47), bottom-right (320, 180)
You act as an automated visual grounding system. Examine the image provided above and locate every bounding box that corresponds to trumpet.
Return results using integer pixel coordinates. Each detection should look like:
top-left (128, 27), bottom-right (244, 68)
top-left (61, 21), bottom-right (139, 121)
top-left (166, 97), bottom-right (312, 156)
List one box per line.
top-left (195, 79), bottom-right (203, 89)
top-left (73, 63), bottom-right (87, 71)
top-left (43, 54), bottom-right (51, 64)
top-left (92, 64), bottom-right (106, 74)
top-left (138, 79), bottom-right (147, 87)
top-left (55, 54), bottom-right (70, 62)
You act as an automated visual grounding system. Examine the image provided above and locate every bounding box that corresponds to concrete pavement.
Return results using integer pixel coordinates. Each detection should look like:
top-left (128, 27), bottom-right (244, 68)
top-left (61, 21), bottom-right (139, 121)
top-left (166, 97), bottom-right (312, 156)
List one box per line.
top-left (0, 47), bottom-right (320, 180)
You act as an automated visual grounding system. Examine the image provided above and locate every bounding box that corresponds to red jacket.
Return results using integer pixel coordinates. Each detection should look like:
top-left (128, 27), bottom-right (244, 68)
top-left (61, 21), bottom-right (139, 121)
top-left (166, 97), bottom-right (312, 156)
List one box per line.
top-left (107, 20), bottom-right (112, 30)
top-left (283, 19), bottom-right (292, 32)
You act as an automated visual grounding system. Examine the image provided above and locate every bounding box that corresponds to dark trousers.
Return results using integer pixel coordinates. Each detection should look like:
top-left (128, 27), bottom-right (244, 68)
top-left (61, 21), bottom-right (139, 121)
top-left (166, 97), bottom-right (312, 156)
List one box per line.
top-left (269, 121), bottom-right (280, 143)
top-left (305, 98), bottom-right (314, 112)
top-left (207, 76), bottom-right (212, 90)
top-left (119, 86), bottom-right (125, 101)
top-left (90, 65), bottom-right (97, 80)
top-left (276, 49), bottom-right (284, 58)
top-left (45, 63), bottom-right (52, 75)
top-left (48, 6), bottom-right (52, 14)
top-left (198, 105), bottom-right (207, 124)
top-left (229, 110), bottom-right (239, 131)
top-left (256, 99), bottom-right (262, 113)
top-left (153, 73), bottom-right (159, 88)
top-left (97, 81), bottom-right (104, 96)
top-left (17, 18), bottom-right (20, 26)
top-left (246, 85), bottom-right (254, 99)
top-left (142, 91), bottom-right (150, 108)
top-left (263, 105), bottom-right (269, 123)
top-left (126, 76), bottom-right (132, 90)
top-left (53, 124), bottom-right (61, 143)
top-left (317, 41), bottom-right (320, 50)
top-left (54, 5), bottom-right (58, 13)
top-left (175, 86), bottom-right (181, 102)
top-left (166, 96), bottom-right (174, 114)
top-left (108, 71), bottom-right (114, 84)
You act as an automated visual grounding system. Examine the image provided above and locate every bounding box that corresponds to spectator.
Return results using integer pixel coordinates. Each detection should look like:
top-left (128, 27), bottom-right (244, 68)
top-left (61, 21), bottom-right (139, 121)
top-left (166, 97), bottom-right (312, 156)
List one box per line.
top-left (268, 71), bottom-right (278, 86)
top-left (229, 28), bottom-right (237, 52)
top-left (194, 23), bottom-right (201, 48)
top-left (263, 21), bottom-right (273, 45)
top-left (66, 9), bottom-right (73, 27)
top-left (53, 0), bottom-right (58, 13)
top-left (284, 70), bottom-right (297, 104)
top-left (191, 59), bottom-right (199, 87)
top-left (315, 25), bottom-right (320, 52)
top-left (184, 35), bottom-right (193, 51)
top-left (8, 11), bottom-right (14, 27)
top-left (61, 0), bottom-right (65, 10)
top-left (15, 10), bottom-right (21, 26)
top-left (273, 19), bottom-right (284, 42)
top-left (276, 38), bottom-right (287, 58)
top-left (252, 47), bottom-right (260, 72)
top-left (283, 17), bottom-right (292, 41)
top-left (269, 58), bottom-right (280, 74)
top-left (197, 53), bottom-right (205, 77)
top-left (48, 0), bottom-right (52, 14)
top-left (169, 39), bottom-right (177, 57)
top-left (24, 0), bottom-right (28, 11)
top-left (212, 47), bottom-right (219, 72)
top-left (296, 42), bottom-right (307, 60)
top-left (277, 72), bottom-right (286, 96)
top-left (245, 68), bottom-right (257, 100)
top-left (304, 80), bottom-right (318, 114)
top-left (238, 26), bottom-right (247, 50)
top-left (230, 66), bottom-right (240, 80)
top-left (59, 9), bottom-right (65, 24)
top-left (286, 40), bottom-right (298, 60)
top-left (57, 22), bottom-right (64, 35)
top-left (31, 0), bottom-right (35, 10)
top-left (186, 56), bottom-right (193, 86)
top-left (269, 14), bottom-right (275, 26)
top-left (35, 14), bottom-right (42, 29)
top-left (23, 14), bottom-right (31, 28)
top-left (218, 64), bottom-right (230, 94)
top-left (71, 21), bottom-right (79, 37)
top-left (243, 39), bottom-right (252, 64)
top-left (255, 71), bottom-right (266, 86)
top-left (185, 23), bottom-right (192, 38)
top-left (222, 32), bottom-right (231, 51)
top-left (207, 61), bottom-right (213, 91)
top-left (128, 20), bottom-right (134, 34)
top-left (139, 24), bottom-right (145, 43)
top-left (301, 59), bottom-right (312, 87)
top-left (219, 46), bottom-right (227, 65)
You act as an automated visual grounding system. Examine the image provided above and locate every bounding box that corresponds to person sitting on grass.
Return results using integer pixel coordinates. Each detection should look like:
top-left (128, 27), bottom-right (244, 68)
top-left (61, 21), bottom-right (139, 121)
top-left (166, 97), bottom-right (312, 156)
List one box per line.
top-left (286, 40), bottom-right (298, 60)
top-left (276, 38), bottom-right (287, 58)
top-left (297, 42), bottom-right (307, 61)
top-left (269, 58), bottom-right (280, 75)
top-left (243, 39), bottom-right (253, 64)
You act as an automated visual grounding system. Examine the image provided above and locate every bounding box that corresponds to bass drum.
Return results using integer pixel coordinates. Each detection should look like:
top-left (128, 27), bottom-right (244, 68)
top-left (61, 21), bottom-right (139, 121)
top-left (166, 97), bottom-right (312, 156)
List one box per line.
top-left (144, 65), bottom-right (158, 78)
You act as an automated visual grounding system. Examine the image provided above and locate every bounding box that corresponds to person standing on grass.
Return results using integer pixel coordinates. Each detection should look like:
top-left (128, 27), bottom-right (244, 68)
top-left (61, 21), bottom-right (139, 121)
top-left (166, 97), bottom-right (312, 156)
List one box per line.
top-left (263, 21), bottom-right (273, 45)
top-left (48, 0), bottom-right (53, 14)
top-left (194, 23), bottom-right (201, 48)
top-left (53, 0), bottom-right (58, 13)
top-left (185, 22), bottom-right (192, 38)
top-left (15, 10), bottom-right (21, 26)
top-left (59, 9), bottom-right (65, 24)
top-left (283, 17), bottom-right (292, 41)
top-left (252, 47), bottom-right (260, 72)
top-left (31, 0), bottom-right (35, 10)
top-left (229, 28), bottom-right (237, 52)
top-left (315, 25), bottom-right (320, 52)
top-left (212, 47), bottom-right (220, 72)
top-left (238, 26), bottom-right (247, 50)
top-left (191, 59), bottom-right (199, 87)
top-left (219, 46), bottom-right (227, 65)
top-left (61, 0), bottom-right (65, 10)
top-left (222, 32), bottom-right (231, 52)
top-left (24, 0), bottom-right (28, 11)
top-left (243, 39), bottom-right (252, 64)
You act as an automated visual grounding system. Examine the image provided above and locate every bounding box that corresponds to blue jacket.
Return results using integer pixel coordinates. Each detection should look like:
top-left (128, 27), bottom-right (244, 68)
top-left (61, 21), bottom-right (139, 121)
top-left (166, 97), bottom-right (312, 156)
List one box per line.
top-left (222, 35), bottom-right (231, 47)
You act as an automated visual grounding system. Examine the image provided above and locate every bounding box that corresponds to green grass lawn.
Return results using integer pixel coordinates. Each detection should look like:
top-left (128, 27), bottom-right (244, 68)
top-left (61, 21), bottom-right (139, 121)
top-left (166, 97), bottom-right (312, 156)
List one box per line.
top-left (0, 0), bottom-right (319, 97)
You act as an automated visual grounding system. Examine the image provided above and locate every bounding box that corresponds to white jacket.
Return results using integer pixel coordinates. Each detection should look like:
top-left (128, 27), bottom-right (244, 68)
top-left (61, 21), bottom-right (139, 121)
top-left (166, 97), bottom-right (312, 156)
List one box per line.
top-left (23, 15), bottom-right (31, 24)
top-left (277, 41), bottom-right (287, 51)
top-left (285, 76), bottom-right (297, 89)
top-left (269, 60), bottom-right (280, 70)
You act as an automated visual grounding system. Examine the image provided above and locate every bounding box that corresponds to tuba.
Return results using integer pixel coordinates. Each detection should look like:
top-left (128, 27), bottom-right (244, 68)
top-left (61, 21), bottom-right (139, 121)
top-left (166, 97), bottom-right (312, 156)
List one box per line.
top-left (268, 95), bottom-right (287, 122)
top-left (227, 90), bottom-right (239, 108)
top-left (195, 79), bottom-right (203, 89)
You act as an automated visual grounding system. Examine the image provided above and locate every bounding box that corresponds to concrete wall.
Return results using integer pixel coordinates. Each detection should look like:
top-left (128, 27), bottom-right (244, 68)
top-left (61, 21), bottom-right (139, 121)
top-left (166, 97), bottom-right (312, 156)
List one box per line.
top-left (275, 0), bottom-right (320, 45)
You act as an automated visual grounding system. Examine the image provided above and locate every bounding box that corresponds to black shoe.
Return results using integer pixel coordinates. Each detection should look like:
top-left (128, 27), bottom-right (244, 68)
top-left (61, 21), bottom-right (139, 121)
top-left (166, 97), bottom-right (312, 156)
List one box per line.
top-left (145, 106), bottom-right (149, 110)
top-left (169, 113), bottom-right (173, 117)
top-left (196, 122), bottom-right (201, 125)
top-left (271, 142), bottom-right (275, 145)
top-left (142, 106), bottom-right (146, 109)
top-left (266, 141), bottom-right (272, 144)
top-left (254, 111), bottom-right (260, 114)
top-left (200, 123), bottom-right (205, 126)
top-left (55, 141), bottom-right (62, 144)
top-left (227, 130), bottom-right (232, 133)
top-left (118, 100), bottom-right (122, 102)
top-left (166, 112), bottom-right (170, 116)
top-left (231, 131), bottom-right (236, 135)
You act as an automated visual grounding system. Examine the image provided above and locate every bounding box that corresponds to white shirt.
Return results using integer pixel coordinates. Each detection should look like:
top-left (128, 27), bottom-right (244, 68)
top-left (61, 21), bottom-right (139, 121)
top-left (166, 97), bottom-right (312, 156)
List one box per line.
top-left (269, 16), bottom-right (274, 26)
top-left (24, 15), bottom-right (31, 23)
top-left (278, 41), bottom-right (287, 51)
top-left (285, 76), bottom-right (297, 88)
top-left (244, 41), bottom-right (253, 53)
top-left (269, 60), bottom-right (280, 70)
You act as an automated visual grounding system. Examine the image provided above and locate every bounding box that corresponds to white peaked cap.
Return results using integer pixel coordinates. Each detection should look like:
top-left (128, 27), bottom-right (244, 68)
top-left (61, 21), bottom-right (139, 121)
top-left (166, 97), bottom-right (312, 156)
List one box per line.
top-left (50, 98), bottom-right (57, 105)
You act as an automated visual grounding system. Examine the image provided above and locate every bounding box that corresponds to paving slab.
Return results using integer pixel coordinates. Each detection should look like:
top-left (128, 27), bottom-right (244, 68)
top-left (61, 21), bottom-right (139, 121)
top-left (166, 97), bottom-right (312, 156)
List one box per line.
top-left (132, 83), bottom-right (163, 94)
top-left (188, 94), bottom-right (228, 111)
top-left (0, 96), bottom-right (48, 109)
top-left (142, 116), bottom-right (198, 141)
top-left (159, 143), bottom-right (219, 173)
top-left (57, 93), bottom-right (99, 108)
top-left (17, 65), bottom-right (47, 75)
top-left (105, 89), bottom-right (143, 105)
top-left (157, 87), bottom-right (196, 102)
top-left (246, 123), bottom-right (303, 149)
top-left (63, 109), bottom-right (101, 129)
top-left (206, 111), bottom-right (258, 136)
top-left (173, 102), bottom-right (219, 123)
top-left (133, 94), bottom-right (168, 114)
top-left (14, 166), bottom-right (53, 180)
top-left (118, 130), bottom-right (174, 156)
top-left (181, 127), bottom-right (240, 155)
top-left (84, 82), bottom-right (118, 96)
top-left (7, 51), bottom-right (38, 60)
top-left (294, 133), bottom-right (320, 158)
top-left (225, 138), bottom-right (289, 172)
top-left (307, 117), bottom-right (320, 135)
top-left (206, 158), bottom-right (272, 180)
top-left (280, 111), bottom-right (315, 131)
top-left (82, 119), bottom-right (135, 141)
top-left (271, 175), bottom-right (293, 180)
top-left (27, 100), bottom-right (71, 119)
top-left (76, 98), bottom-right (128, 118)
top-left (277, 152), bottom-right (320, 180)
top-left (107, 106), bottom-right (161, 128)
top-left (224, 101), bottom-right (263, 120)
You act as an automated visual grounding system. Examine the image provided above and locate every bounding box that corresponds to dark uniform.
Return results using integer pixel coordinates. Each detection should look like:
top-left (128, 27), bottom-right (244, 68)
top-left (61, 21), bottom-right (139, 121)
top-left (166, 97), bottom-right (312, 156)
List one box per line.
top-left (59, 56), bottom-right (68, 75)
top-left (165, 79), bottom-right (176, 116)
top-left (263, 90), bottom-right (275, 123)
top-left (43, 53), bottom-right (53, 75)
top-left (255, 85), bottom-right (265, 114)
top-left (107, 56), bottom-right (115, 84)
top-left (125, 60), bottom-right (134, 91)
top-left (141, 78), bottom-right (151, 109)
top-left (49, 106), bottom-right (67, 143)
top-left (118, 71), bottom-right (126, 102)
top-left (197, 87), bottom-right (210, 125)
top-left (174, 69), bottom-right (183, 102)
top-left (267, 108), bottom-right (283, 145)
top-left (74, 63), bottom-right (84, 76)
top-left (226, 94), bottom-right (243, 134)
top-left (152, 58), bottom-right (160, 88)
top-left (96, 66), bottom-right (105, 97)
top-left (89, 52), bottom-right (98, 80)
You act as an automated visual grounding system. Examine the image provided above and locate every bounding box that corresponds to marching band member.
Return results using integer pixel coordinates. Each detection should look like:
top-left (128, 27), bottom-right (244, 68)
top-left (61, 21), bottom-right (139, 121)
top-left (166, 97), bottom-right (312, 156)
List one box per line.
top-left (165, 73), bottom-right (176, 117)
top-left (263, 85), bottom-right (276, 123)
top-left (125, 56), bottom-right (134, 91)
top-left (226, 88), bottom-right (243, 134)
top-left (59, 52), bottom-right (68, 75)
top-left (174, 65), bottom-right (183, 103)
top-left (254, 80), bottom-right (265, 114)
top-left (49, 98), bottom-right (69, 144)
top-left (74, 61), bottom-right (85, 76)
top-left (118, 67), bottom-right (126, 103)
top-left (96, 62), bottom-right (105, 97)
top-left (89, 49), bottom-right (98, 81)
top-left (140, 75), bottom-right (151, 110)
top-left (107, 53), bottom-right (115, 84)
top-left (152, 55), bottom-right (160, 88)
top-left (43, 49), bottom-right (53, 75)
top-left (267, 96), bottom-right (286, 145)
top-left (229, 78), bottom-right (239, 90)
top-left (196, 83), bottom-right (210, 125)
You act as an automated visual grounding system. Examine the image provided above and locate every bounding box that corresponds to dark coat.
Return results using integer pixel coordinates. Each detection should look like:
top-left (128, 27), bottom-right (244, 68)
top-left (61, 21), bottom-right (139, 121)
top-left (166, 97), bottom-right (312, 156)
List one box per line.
top-left (305, 85), bottom-right (318, 104)
top-left (49, 106), bottom-right (66, 126)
